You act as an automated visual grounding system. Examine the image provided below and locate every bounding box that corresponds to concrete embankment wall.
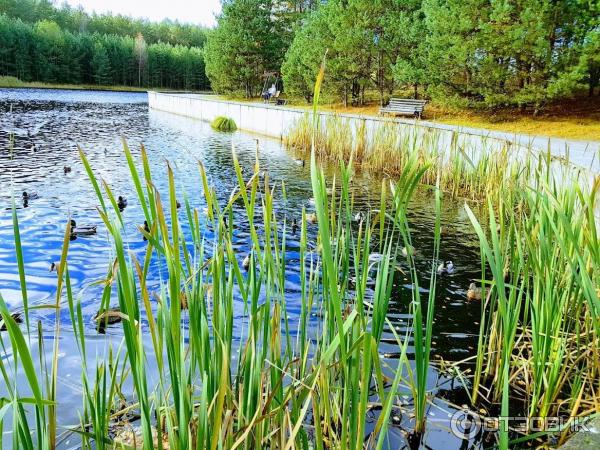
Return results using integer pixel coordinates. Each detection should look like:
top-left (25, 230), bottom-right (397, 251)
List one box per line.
top-left (147, 92), bottom-right (515, 155)
top-left (147, 92), bottom-right (599, 175)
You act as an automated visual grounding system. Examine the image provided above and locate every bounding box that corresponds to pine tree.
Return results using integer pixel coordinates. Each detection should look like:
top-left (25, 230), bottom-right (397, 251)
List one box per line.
top-left (91, 42), bottom-right (111, 85)
top-left (204, 0), bottom-right (287, 97)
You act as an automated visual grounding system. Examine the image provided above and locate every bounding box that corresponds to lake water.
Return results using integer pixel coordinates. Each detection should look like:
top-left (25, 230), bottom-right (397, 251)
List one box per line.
top-left (0, 88), bottom-right (490, 448)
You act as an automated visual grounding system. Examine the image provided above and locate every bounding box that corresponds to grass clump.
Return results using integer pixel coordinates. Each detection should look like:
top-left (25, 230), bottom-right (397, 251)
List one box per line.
top-left (210, 116), bottom-right (237, 132)
top-left (0, 75), bottom-right (25, 87)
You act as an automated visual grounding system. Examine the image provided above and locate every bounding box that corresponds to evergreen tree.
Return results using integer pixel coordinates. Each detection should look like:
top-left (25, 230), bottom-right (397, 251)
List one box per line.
top-left (421, 0), bottom-right (596, 110)
top-left (204, 0), bottom-right (287, 97)
top-left (91, 42), bottom-right (111, 85)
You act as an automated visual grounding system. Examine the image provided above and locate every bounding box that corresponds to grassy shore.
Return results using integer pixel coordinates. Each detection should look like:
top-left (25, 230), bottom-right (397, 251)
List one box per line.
top-left (0, 75), bottom-right (205, 94)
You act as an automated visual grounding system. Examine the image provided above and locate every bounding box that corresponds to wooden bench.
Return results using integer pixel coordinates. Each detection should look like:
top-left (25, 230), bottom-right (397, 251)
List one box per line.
top-left (270, 91), bottom-right (287, 106)
top-left (380, 98), bottom-right (427, 118)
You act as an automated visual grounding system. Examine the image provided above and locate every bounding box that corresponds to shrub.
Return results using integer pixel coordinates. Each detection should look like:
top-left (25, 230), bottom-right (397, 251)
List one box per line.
top-left (210, 116), bottom-right (237, 132)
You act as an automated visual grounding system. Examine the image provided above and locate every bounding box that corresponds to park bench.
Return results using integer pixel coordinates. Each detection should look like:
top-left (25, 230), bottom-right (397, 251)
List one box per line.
top-left (271, 91), bottom-right (287, 106)
top-left (380, 98), bottom-right (427, 118)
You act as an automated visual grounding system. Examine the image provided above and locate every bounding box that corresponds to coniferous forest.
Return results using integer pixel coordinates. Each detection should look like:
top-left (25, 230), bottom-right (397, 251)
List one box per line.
top-left (205, 0), bottom-right (599, 111)
top-left (0, 0), bottom-right (210, 90)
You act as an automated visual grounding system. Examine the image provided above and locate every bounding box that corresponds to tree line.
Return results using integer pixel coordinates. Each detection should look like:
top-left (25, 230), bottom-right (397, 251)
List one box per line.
top-left (0, 1), bottom-right (209, 90)
top-left (0, 0), bottom-right (206, 47)
top-left (205, 0), bottom-right (600, 111)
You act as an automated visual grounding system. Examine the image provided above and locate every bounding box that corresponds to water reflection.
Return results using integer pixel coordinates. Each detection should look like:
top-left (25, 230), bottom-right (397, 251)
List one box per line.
top-left (0, 88), bottom-right (485, 448)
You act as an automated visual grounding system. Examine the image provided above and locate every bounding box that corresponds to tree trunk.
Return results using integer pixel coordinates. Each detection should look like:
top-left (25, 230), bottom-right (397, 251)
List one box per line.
top-left (413, 83), bottom-right (418, 99)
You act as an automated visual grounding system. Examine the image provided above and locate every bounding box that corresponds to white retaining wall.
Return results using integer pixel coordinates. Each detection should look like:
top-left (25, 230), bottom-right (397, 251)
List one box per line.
top-left (147, 92), bottom-right (599, 174)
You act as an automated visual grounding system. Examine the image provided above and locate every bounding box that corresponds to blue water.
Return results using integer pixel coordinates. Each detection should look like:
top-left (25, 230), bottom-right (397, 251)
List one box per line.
top-left (0, 88), bottom-right (487, 448)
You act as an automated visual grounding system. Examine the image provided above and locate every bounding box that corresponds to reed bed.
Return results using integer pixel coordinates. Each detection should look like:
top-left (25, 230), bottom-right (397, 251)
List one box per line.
top-left (0, 127), bottom-right (446, 449)
top-left (284, 113), bottom-right (572, 205)
top-left (0, 65), bottom-right (598, 450)
top-left (285, 98), bottom-right (600, 447)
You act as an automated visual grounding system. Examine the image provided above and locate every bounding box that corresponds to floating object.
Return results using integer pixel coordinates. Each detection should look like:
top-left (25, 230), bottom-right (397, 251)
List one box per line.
top-left (117, 196), bottom-right (128, 210)
top-left (0, 312), bottom-right (23, 331)
top-left (242, 253), bottom-right (251, 271)
top-left (467, 283), bottom-right (482, 301)
top-left (306, 213), bottom-right (318, 224)
top-left (63, 166), bottom-right (72, 174)
top-left (401, 245), bottom-right (415, 257)
top-left (70, 219), bottom-right (97, 236)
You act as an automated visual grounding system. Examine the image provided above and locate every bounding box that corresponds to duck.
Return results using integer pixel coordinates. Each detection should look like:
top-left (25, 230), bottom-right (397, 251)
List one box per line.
top-left (70, 219), bottom-right (97, 236)
top-left (0, 312), bottom-right (23, 331)
top-left (176, 200), bottom-right (182, 209)
top-left (467, 283), bottom-right (482, 301)
top-left (141, 220), bottom-right (150, 241)
top-left (291, 218), bottom-right (298, 234)
top-left (368, 253), bottom-right (387, 264)
top-left (63, 166), bottom-right (72, 174)
top-left (117, 196), bottom-right (128, 210)
top-left (437, 260), bottom-right (455, 275)
top-left (94, 307), bottom-right (123, 326)
top-left (306, 213), bottom-right (318, 224)
top-left (242, 253), bottom-right (251, 271)
top-left (29, 143), bottom-right (37, 153)
top-left (22, 191), bottom-right (39, 201)
top-left (354, 211), bottom-right (366, 222)
top-left (49, 261), bottom-right (62, 272)
top-left (295, 159), bottom-right (305, 167)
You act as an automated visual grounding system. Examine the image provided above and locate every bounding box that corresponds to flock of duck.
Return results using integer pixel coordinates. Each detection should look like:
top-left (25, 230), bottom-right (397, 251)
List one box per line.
top-left (3, 172), bottom-right (484, 334)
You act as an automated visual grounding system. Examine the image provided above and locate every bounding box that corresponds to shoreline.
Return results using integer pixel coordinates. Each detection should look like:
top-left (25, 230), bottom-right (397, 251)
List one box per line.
top-left (0, 81), bottom-right (211, 95)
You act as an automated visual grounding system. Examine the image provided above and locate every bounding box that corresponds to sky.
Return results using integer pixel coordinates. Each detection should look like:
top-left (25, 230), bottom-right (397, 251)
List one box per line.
top-left (63, 0), bottom-right (222, 27)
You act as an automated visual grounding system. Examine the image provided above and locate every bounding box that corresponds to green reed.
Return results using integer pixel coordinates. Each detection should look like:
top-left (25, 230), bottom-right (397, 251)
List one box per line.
top-left (286, 74), bottom-right (600, 447)
top-left (0, 56), bottom-right (450, 449)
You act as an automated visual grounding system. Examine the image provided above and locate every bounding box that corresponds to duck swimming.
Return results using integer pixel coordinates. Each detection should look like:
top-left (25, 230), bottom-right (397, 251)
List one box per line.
top-left (117, 196), bottom-right (128, 210)
top-left (0, 312), bottom-right (23, 331)
top-left (141, 220), bottom-right (150, 240)
top-left (437, 260), bottom-right (455, 275)
top-left (49, 261), bottom-right (62, 272)
top-left (242, 253), bottom-right (251, 271)
top-left (467, 283), bottom-right (482, 301)
top-left (70, 219), bottom-right (97, 236)
top-left (94, 307), bottom-right (123, 327)
top-left (29, 143), bottom-right (37, 153)
top-left (306, 213), bottom-right (318, 224)
top-left (354, 211), bottom-right (366, 222)
top-left (63, 166), bottom-right (72, 174)
top-left (22, 191), bottom-right (39, 201)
